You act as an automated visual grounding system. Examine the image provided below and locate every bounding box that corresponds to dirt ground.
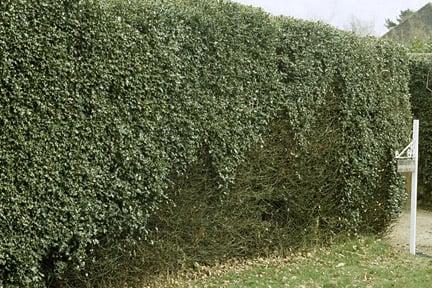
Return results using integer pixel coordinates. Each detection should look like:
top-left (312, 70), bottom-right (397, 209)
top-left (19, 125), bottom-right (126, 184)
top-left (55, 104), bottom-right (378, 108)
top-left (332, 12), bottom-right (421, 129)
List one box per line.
top-left (386, 209), bottom-right (432, 256)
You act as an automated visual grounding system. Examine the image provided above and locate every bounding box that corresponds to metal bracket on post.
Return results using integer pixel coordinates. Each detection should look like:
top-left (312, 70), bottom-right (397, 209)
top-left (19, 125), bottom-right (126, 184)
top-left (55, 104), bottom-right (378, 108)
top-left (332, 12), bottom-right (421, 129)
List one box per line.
top-left (395, 119), bottom-right (419, 255)
top-left (395, 141), bottom-right (414, 172)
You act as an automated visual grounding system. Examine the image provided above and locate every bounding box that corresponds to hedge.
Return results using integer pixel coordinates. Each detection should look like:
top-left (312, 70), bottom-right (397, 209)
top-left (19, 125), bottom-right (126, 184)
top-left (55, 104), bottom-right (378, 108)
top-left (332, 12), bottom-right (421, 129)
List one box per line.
top-left (0, 0), bottom-right (411, 286)
top-left (409, 54), bottom-right (432, 206)
top-left (253, 18), bottom-right (411, 235)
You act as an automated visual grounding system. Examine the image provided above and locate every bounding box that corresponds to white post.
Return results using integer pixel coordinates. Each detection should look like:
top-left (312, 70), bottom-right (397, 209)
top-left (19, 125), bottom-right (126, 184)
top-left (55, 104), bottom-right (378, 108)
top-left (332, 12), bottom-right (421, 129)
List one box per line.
top-left (410, 119), bottom-right (419, 255)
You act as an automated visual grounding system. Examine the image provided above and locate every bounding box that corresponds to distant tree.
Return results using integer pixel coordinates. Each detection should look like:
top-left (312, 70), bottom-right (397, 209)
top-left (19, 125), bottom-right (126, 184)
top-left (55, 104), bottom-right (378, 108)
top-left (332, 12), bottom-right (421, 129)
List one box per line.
top-left (385, 19), bottom-right (397, 29)
top-left (345, 16), bottom-right (375, 37)
top-left (399, 9), bottom-right (415, 21)
top-left (385, 9), bottom-right (414, 29)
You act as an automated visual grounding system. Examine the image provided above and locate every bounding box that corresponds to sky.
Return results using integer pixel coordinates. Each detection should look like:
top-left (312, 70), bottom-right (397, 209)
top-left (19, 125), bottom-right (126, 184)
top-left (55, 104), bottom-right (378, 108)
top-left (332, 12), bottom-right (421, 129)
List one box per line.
top-left (233, 0), bottom-right (430, 36)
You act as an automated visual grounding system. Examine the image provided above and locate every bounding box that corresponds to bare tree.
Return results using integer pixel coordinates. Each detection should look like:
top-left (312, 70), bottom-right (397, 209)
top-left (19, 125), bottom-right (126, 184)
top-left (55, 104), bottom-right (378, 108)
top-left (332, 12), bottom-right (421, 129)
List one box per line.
top-left (345, 16), bottom-right (376, 37)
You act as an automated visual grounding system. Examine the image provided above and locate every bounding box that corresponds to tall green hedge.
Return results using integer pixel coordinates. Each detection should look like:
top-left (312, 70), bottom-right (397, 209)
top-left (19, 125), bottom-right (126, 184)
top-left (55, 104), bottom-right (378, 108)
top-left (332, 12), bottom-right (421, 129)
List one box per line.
top-left (261, 18), bottom-right (411, 234)
top-left (0, 0), bottom-right (411, 286)
top-left (409, 54), bottom-right (432, 206)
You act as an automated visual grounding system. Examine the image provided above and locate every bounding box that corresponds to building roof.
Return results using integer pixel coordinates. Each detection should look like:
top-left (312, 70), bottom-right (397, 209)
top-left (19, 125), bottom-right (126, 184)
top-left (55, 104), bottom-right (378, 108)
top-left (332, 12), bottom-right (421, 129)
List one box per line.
top-left (382, 3), bottom-right (432, 44)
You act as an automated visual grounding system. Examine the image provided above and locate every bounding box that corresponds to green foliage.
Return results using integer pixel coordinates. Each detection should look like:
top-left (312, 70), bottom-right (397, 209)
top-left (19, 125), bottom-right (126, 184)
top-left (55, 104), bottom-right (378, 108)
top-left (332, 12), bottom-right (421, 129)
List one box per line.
top-left (69, 9), bottom-right (411, 288)
top-left (0, 0), bottom-right (411, 287)
top-left (271, 19), bottom-right (410, 234)
top-left (409, 54), bottom-right (432, 206)
top-left (409, 38), bottom-right (432, 53)
top-left (1, 1), bottom-right (169, 286)
top-left (385, 19), bottom-right (398, 29)
top-left (0, 0), bottom-right (281, 286)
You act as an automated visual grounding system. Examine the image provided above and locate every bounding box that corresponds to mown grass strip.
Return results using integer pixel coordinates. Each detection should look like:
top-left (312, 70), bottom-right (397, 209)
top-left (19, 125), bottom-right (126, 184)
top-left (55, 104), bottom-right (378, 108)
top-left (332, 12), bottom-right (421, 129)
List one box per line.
top-left (151, 237), bottom-right (432, 288)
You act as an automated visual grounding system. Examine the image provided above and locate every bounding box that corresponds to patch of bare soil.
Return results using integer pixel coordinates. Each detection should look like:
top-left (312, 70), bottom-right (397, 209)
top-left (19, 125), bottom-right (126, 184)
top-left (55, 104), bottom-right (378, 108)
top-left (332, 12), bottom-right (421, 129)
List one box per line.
top-left (386, 209), bottom-right (432, 256)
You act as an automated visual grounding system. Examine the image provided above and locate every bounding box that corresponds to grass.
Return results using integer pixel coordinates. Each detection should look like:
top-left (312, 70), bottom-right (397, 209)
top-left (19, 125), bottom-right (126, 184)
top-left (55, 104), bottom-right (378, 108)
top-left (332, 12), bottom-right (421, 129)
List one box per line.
top-left (150, 237), bottom-right (432, 288)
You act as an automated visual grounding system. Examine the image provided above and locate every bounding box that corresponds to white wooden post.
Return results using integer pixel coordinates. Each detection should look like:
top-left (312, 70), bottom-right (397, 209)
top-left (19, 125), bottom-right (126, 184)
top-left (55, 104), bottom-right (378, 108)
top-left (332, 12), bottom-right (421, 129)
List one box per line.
top-left (395, 119), bottom-right (419, 255)
top-left (410, 119), bottom-right (419, 255)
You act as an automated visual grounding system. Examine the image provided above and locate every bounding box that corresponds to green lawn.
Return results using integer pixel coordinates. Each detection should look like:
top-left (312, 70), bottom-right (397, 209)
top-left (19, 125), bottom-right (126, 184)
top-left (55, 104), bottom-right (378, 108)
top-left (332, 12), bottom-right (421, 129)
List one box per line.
top-left (157, 238), bottom-right (432, 288)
